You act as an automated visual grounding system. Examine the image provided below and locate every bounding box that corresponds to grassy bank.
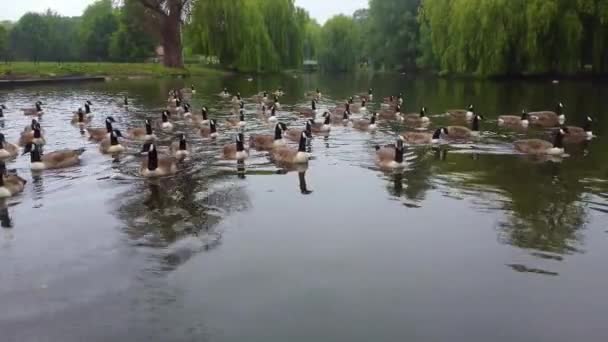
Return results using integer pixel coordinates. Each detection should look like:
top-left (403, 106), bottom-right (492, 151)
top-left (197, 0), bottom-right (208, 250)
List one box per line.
top-left (0, 62), bottom-right (231, 80)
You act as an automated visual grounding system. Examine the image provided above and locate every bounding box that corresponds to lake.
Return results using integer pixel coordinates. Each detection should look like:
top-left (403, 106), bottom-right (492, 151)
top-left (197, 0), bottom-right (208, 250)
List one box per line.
top-left (1, 73), bottom-right (607, 342)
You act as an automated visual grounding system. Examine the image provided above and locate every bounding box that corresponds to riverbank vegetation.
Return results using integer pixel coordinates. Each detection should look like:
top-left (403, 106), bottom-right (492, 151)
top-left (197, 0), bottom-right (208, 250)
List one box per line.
top-left (1, 0), bottom-right (607, 77)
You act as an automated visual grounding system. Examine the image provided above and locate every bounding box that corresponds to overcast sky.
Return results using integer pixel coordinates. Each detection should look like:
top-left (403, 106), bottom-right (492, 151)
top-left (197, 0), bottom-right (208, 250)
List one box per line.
top-left (1, 0), bottom-right (368, 24)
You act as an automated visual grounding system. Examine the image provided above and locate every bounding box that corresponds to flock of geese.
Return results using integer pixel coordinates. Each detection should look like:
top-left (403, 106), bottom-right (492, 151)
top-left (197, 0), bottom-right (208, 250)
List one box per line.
top-left (0, 85), bottom-right (596, 199)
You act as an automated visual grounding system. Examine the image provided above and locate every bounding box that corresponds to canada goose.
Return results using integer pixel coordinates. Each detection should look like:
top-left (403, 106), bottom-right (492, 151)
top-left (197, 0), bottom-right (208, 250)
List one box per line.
top-left (564, 116), bottom-right (593, 141)
top-left (375, 139), bottom-right (406, 169)
top-left (286, 121), bottom-right (313, 142)
top-left (448, 104), bottom-right (475, 121)
top-left (310, 116), bottom-right (331, 134)
top-left (379, 105), bottom-right (403, 120)
top-left (23, 118), bottom-right (40, 133)
top-left (514, 128), bottom-right (568, 155)
top-left (0, 163), bottom-right (26, 198)
top-left (299, 100), bottom-right (318, 117)
top-left (71, 108), bottom-right (92, 126)
top-left (274, 87), bottom-right (284, 97)
top-left (87, 116), bottom-right (116, 142)
top-left (19, 125), bottom-right (45, 146)
top-left (170, 134), bottom-right (190, 161)
top-left (160, 110), bottom-right (174, 131)
top-left (227, 109), bottom-right (246, 128)
top-left (220, 88), bottom-right (230, 98)
top-left (272, 131), bottom-right (310, 164)
top-left (139, 144), bottom-right (178, 178)
top-left (222, 133), bottom-right (249, 161)
top-left (191, 106), bottom-right (210, 127)
top-left (350, 99), bottom-right (367, 113)
top-left (120, 96), bottom-right (129, 107)
top-left (353, 112), bottom-right (378, 131)
top-left (403, 107), bottom-right (431, 126)
top-left (330, 110), bottom-right (352, 125)
top-left (231, 92), bottom-right (242, 105)
top-left (359, 88), bottom-right (373, 101)
top-left (397, 93), bottom-right (404, 105)
top-left (250, 123), bottom-right (287, 151)
top-left (83, 101), bottom-right (93, 116)
top-left (529, 102), bottom-right (566, 127)
top-left (271, 95), bottom-right (281, 110)
top-left (200, 119), bottom-right (219, 138)
top-left (23, 144), bottom-right (84, 171)
top-left (446, 115), bottom-right (483, 140)
top-left (182, 84), bottom-right (196, 94)
top-left (0, 134), bottom-right (18, 160)
top-left (128, 120), bottom-right (156, 142)
top-left (99, 130), bottom-right (126, 155)
top-left (401, 128), bottom-right (447, 145)
top-left (498, 110), bottom-right (530, 128)
top-left (266, 105), bottom-right (279, 123)
top-left (182, 103), bottom-right (192, 118)
top-left (22, 101), bottom-right (44, 116)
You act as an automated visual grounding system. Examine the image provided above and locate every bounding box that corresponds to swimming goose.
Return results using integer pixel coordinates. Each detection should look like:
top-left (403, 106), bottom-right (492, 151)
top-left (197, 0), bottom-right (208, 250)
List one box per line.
top-left (0, 134), bottom-right (19, 160)
top-left (401, 128), bottom-right (447, 145)
top-left (353, 112), bottom-right (378, 131)
top-left (182, 84), bottom-right (196, 95)
top-left (19, 125), bottom-right (46, 146)
top-left (514, 128), bottom-right (568, 155)
top-left (182, 103), bottom-right (192, 118)
top-left (99, 130), bottom-right (126, 155)
top-left (222, 133), bottom-right (249, 161)
top-left (330, 110), bottom-right (352, 125)
top-left (0, 163), bottom-right (26, 198)
top-left (220, 88), bottom-right (230, 98)
top-left (446, 115), bottom-right (484, 140)
top-left (227, 109), bottom-right (246, 128)
top-left (286, 121), bottom-right (313, 142)
top-left (403, 107), bottom-right (431, 126)
top-left (231, 92), bottom-right (243, 105)
top-left (128, 120), bottom-right (157, 141)
top-left (71, 108), bottom-right (92, 126)
top-left (22, 101), bottom-right (44, 116)
top-left (564, 116), bottom-right (593, 142)
top-left (272, 131), bottom-right (310, 164)
top-left (250, 123), bottom-right (287, 151)
top-left (87, 116), bottom-right (116, 142)
top-left (299, 100), bottom-right (318, 117)
top-left (350, 99), bottom-right (368, 113)
top-left (529, 102), bottom-right (566, 127)
top-left (448, 104), bottom-right (475, 121)
top-left (23, 144), bottom-right (84, 171)
top-left (160, 110), bottom-right (174, 131)
top-left (310, 116), bottom-right (331, 134)
top-left (274, 87), bottom-right (284, 97)
top-left (359, 88), bottom-right (373, 101)
top-left (379, 105), bottom-right (403, 120)
top-left (200, 119), bottom-right (219, 138)
top-left (139, 144), bottom-right (178, 178)
top-left (170, 134), bottom-right (190, 161)
top-left (498, 110), bottom-right (530, 128)
top-left (375, 139), bottom-right (406, 169)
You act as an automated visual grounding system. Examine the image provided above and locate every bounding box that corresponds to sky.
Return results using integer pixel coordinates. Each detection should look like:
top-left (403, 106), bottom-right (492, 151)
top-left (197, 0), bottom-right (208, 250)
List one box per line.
top-left (1, 0), bottom-right (368, 24)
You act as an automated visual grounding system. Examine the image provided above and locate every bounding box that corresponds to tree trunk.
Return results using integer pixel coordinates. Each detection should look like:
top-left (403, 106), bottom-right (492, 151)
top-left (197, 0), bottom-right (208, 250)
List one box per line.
top-left (161, 2), bottom-right (183, 68)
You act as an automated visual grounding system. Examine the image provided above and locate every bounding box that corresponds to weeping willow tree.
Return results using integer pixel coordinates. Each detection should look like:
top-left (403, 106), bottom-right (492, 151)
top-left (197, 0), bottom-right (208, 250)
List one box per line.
top-left (185, 0), bottom-right (310, 72)
top-left (419, 0), bottom-right (608, 76)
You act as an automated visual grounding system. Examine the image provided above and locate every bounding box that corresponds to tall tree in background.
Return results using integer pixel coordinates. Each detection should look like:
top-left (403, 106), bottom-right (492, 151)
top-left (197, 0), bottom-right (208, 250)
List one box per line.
top-left (110, 0), bottom-right (157, 61)
top-left (135, 0), bottom-right (190, 68)
top-left (0, 25), bottom-right (7, 60)
top-left (79, 0), bottom-right (118, 61)
top-left (318, 15), bottom-right (360, 71)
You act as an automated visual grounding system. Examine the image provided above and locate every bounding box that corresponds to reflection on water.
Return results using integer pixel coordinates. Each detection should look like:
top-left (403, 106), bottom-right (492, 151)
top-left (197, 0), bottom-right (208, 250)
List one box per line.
top-left (1, 74), bottom-right (608, 341)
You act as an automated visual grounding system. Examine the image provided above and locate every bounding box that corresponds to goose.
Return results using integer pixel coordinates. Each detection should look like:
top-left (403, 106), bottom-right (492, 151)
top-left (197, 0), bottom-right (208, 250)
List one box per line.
top-left (299, 100), bottom-right (318, 117)
top-left (267, 105), bottom-right (279, 123)
top-left (99, 130), bottom-right (126, 155)
top-left (498, 110), bottom-right (530, 128)
top-left (220, 88), bottom-right (230, 98)
top-left (250, 123), bottom-right (287, 151)
top-left (564, 116), bottom-right (594, 142)
top-left (139, 144), bottom-right (178, 178)
top-left (514, 128), bottom-right (568, 155)
top-left (83, 101), bottom-right (93, 116)
top-left (353, 112), bottom-right (378, 131)
top-left (448, 104), bottom-right (475, 121)
top-left (191, 106), bottom-right (210, 127)
top-left (274, 87), bottom-right (284, 97)
top-left (200, 119), bottom-right (219, 138)
top-left (529, 102), bottom-right (566, 127)
top-left (23, 144), bottom-right (84, 171)
top-left (359, 88), bottom-right (373, 101)
top-left (182, 103), bottom-right (193, 118)
top-left (397, 93), bottom-right (404, 105)
top-left (401, 128), bottom-right (447, 145)
top-left (272, 131), bottom-right (310, 164)
top-left (271, 95), bottom-right (281, 110)
top-left (160, 110), bottom-right (174, 131)
top-left (120, 96), bottom-right (129, 108)
top-left (310, 116), bottom-right (331, 134)
top-left (375, 139), bottom-right (406, 169)
top-left (22, 101), bottom-right (44, 116)
top-left (19, 125), bottom-right (45, 146)
top-left (286, 121), bottom-right (313, 142)
top-left (182, 84), bottom-right (196, 95)
top-left (170, 134), bottom-right (190, 161)
top-left (0, 133), bottom-right (19, 160)
top-left (128, 119), bottom-right (157, 142)
top-left (446, 115), bottom-right (484, 140)
top-left (402, 107), bottom-right (431, 126)
top-left (0, 163), bottom-right (26, 198)
top-left (227, 109), bottom-right (246, 128)
top-left (87, 116), bottom-right (116, 142)
top-left (379, 105), bottom-right (403, 121)
top-left (71, 108), bottom-right (92, 126)
top-left (23, 118), bottom-right (40, 133)
top-left (350, 99), bottom-right (368, 113)
top-left (0, 105), bottom-right (6, 120)
top-left (330, 110), bottom-right (352, 125)
top-left (231, 92), bottom-right (243, 105)
top-left (222, 133), bottom-right (249, 161)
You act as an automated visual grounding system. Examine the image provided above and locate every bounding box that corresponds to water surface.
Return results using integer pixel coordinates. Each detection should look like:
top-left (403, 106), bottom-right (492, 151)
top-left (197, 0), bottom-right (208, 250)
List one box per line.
top-left (1, 74), bottom-right (608, 342)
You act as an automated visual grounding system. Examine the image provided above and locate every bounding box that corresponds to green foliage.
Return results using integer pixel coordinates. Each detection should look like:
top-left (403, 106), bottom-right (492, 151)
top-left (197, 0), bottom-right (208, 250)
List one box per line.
top-left (0, 25), bottom-right (7, 60)
top-left (79, 0), bottom-right (119, 61)
top-left (318, 15), bottom-right (360, 71)
top-left (109, 0), bottom-right (157, 62)
top-left (302, 20), bottom-right (321, 60)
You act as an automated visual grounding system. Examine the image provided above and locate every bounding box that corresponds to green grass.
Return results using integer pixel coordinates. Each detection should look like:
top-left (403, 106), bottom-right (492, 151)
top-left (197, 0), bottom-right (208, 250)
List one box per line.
top-left (0, 62), bottom-right (230, 79)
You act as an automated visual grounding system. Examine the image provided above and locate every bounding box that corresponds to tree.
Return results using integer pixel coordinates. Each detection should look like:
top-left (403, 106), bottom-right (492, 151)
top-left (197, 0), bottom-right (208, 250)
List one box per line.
top-left (135, 0), bottom-right (191, 68)
top-left (9, 13), bottom-right (49, 61)
top-left (0, 25), bottom-right (7, 60)
top-left (318, 15), bottom-right (360, 71)
top-left (110, 0), bottom-right (157, 61)
top-left (79, 0), bottom-right (118, 61)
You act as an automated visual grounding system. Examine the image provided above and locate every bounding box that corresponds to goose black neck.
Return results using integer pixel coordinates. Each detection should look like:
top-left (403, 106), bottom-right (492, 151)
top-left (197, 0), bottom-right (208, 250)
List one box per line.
top-left (146, 122), bottom-right (153, 135)
top-left (239, 112), bottom-right (245, 121)
top-left (324, 115), bottom-right (330, 125)
top-left (110, 133), bottom-right (119, 146)
top-left (274, 125), bottom-right (283, 139)
top-left (31, 147), bottom-right (42, 163)
top-left (0, 140), bottom-right (4, 149)
top-left (124, 97), bottom-right (128, 105)
top-left (36, 103), bottom-right (41, 111)
top-left (432, 129), bottom-right (442, 139)
top-left (34, 129), bottom-right (42, 139)
top-left (371, 115), bottom-right (377, 124)
top-left (420, 108), bottom-right (426, 117)
top-left (105, 120), bottom-right (113, 133)
top-left (583, 120), bottom-right (592, 132)
top-left (298, 135), bottom-right (307, 152)
top-left (78, 112), bottom-right (85, 122)
top-left (236, 136), bottom-right (245, 152)
top-left (395, 144), bottom-right (404, 163)
top-left (472, 117), bottom-right (480, 131)
top-left (179, 138), bottom-right (187, 150)
top-left (202, 108), bottom-right (208, 120)
top-left (85, 104), bottom-right (91, 114)
top-left (311, 101), bottom-right (316, 110)
top-left (0, 108), bottom-right (3, 117)
top-left (147, 148), bottom-right (158, 170)
top-left (210, 121), bottom-right (217, 133)
top-left (554, 132), bottom-right (564, 148)
top-left (271, 107), bottom-right (276, 116)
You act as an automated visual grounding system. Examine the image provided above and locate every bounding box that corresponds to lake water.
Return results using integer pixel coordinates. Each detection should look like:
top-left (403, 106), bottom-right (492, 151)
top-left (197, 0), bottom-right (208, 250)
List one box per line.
top-left (1, 73), bottom-right (608, 342)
